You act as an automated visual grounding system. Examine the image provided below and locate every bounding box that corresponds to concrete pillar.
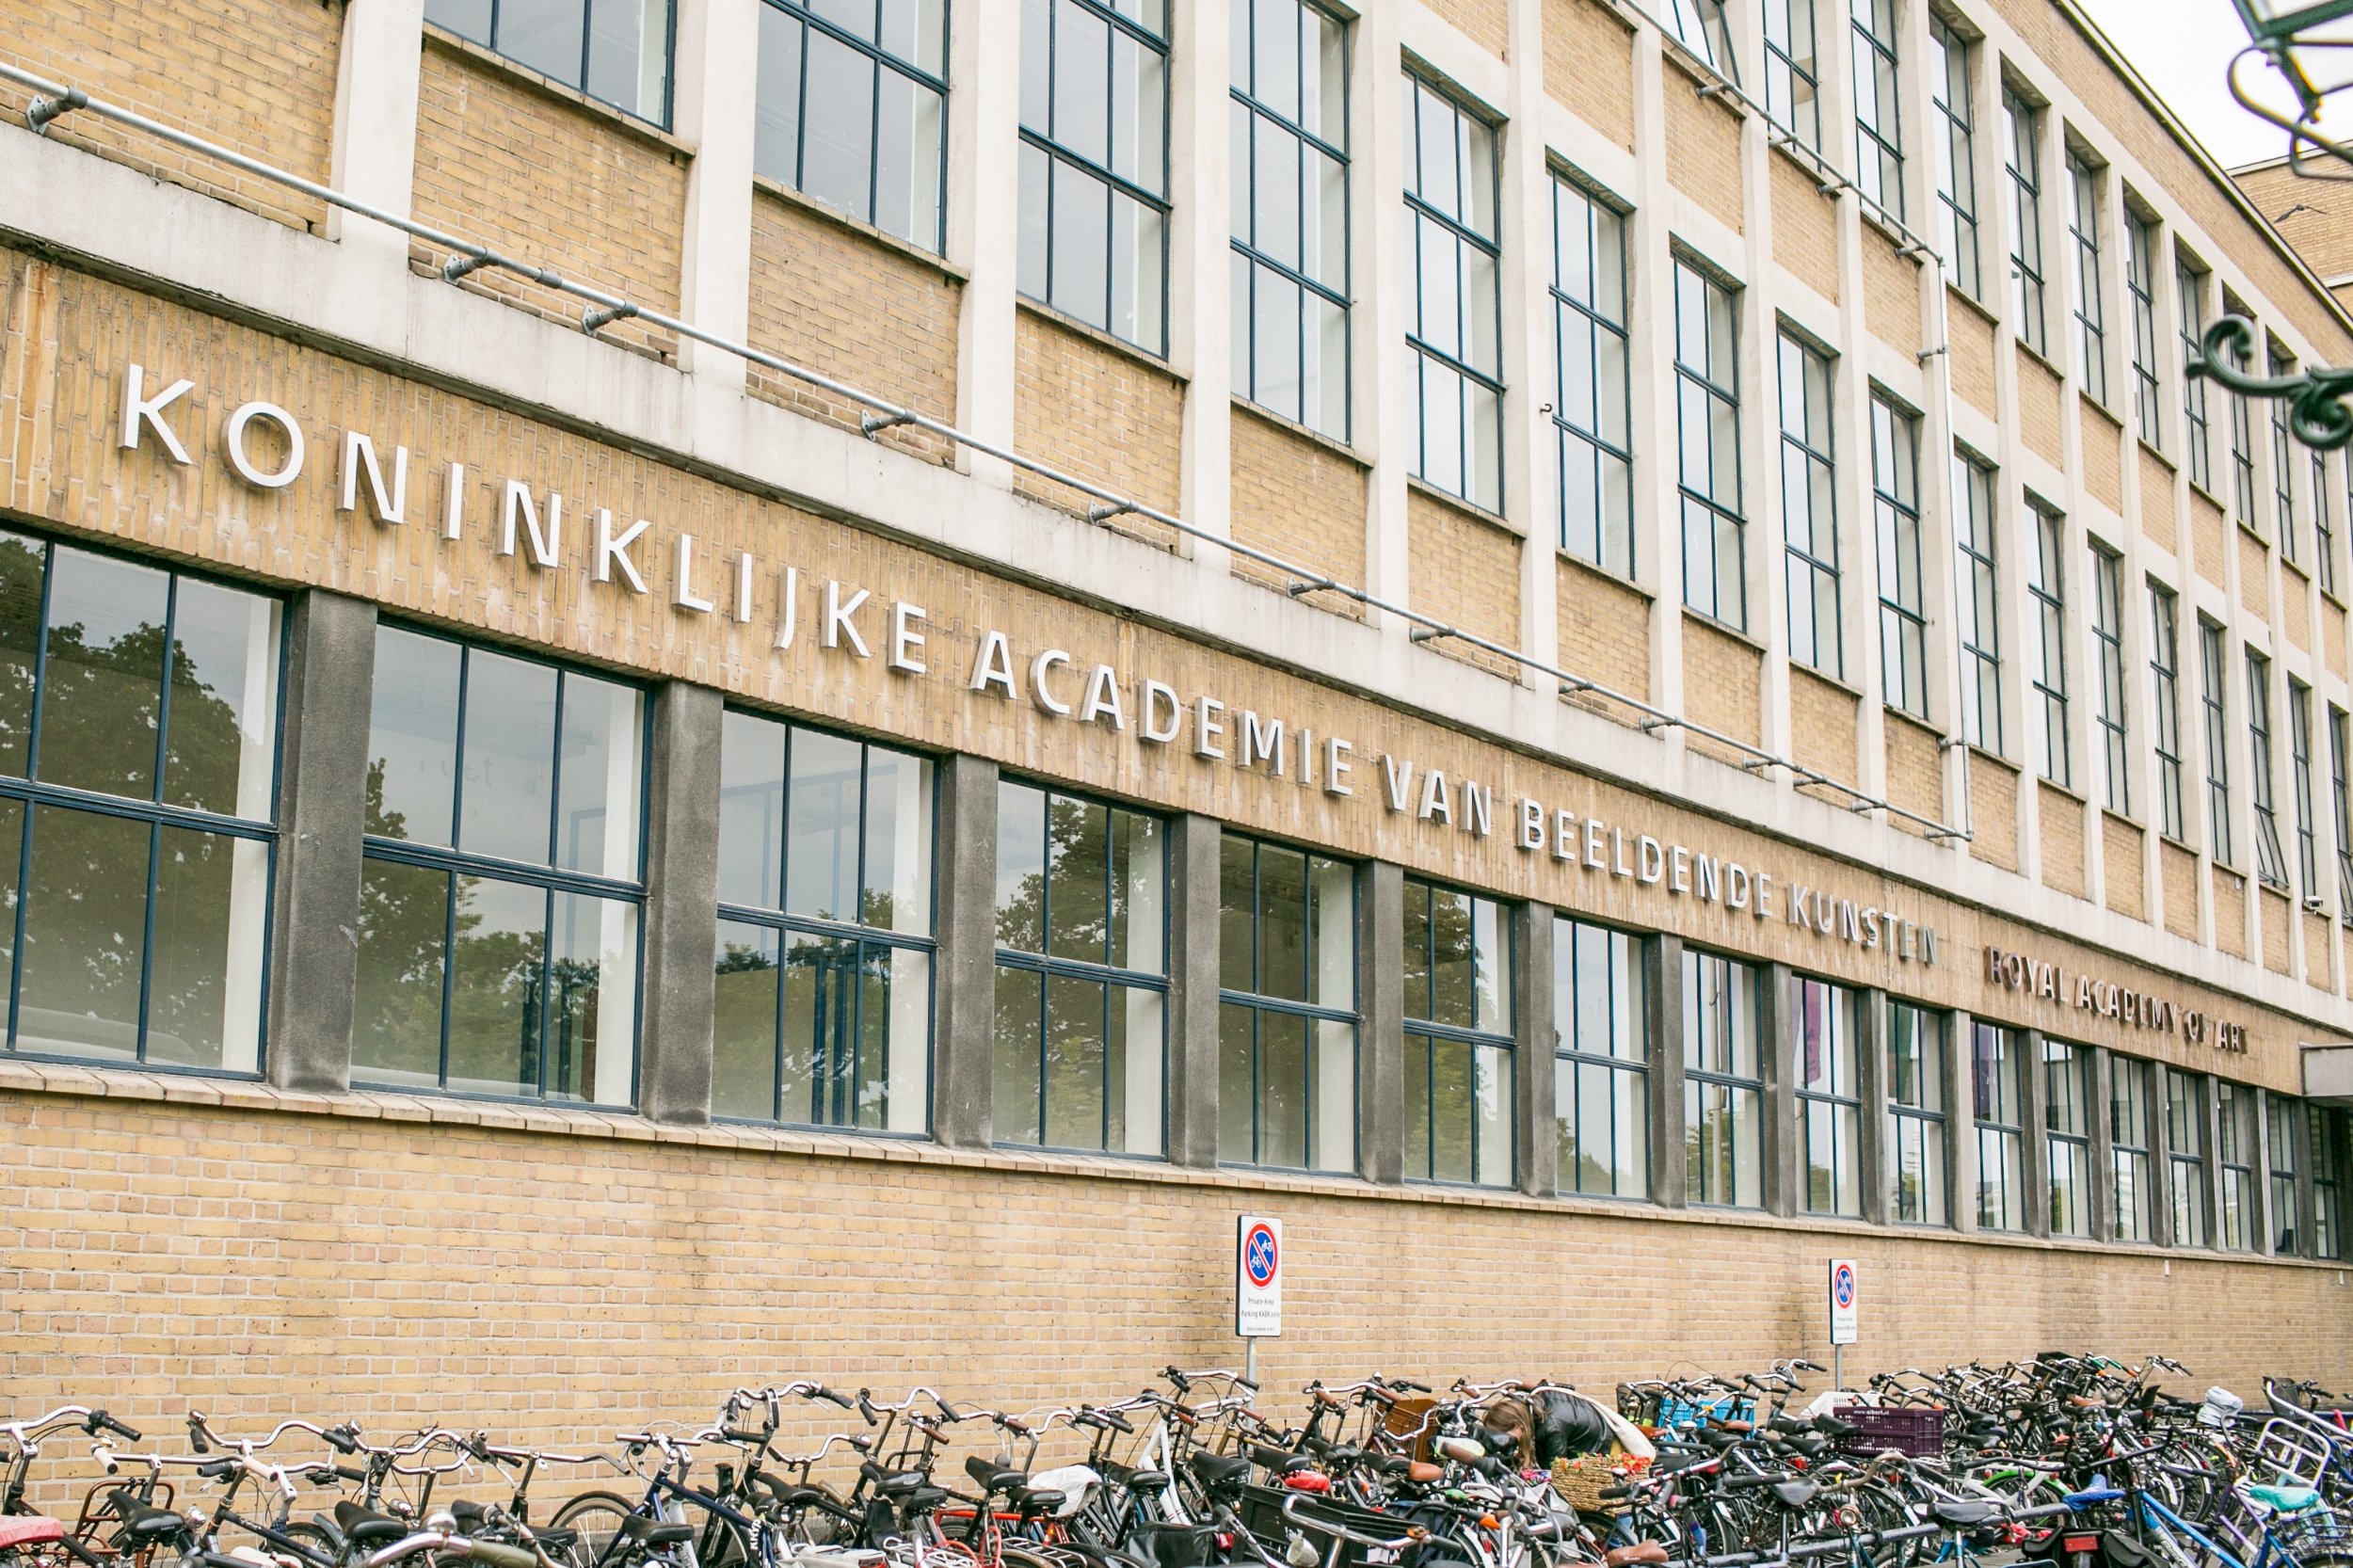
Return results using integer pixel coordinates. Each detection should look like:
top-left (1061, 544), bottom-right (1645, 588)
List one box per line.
top-left (2020, 1029), bottom-right (2053, 1240)
top-left (932, 755), bottom-right (1000, 1148)
top-left (947, 0), bottom-right (1020, 488)
top-left (2149, 1063), bottom-right (2182, 1248)
top-left (1170, 0), bottom-right (1232, 570)
top-left (1649, 935), bottom-right (1689, 1209)
top-left (2249, 1087), bottom-right (2278, 1256)
top-left (1165, 814), bottom-right (1223, 1170)
top-left (1857, 988), bottom-right (1891, 1226)
top-left (1760, 964), bottom-right (1798, 1218)
top-left (326, 0), bottom-right (426, 266)
top-left (2205, 1073), bottom-right (2231, 1253)
top-left (673, 0), bottom-right (760, 388)
top-left (1356, 861), bottom-right (1405, 1185)
top-left (2294, 1097), bottom-right (2320, 1258)
top-left (264, 590), bottom-right (377, 1095)
top-left (2088, 1046), bottom-right (2119, 1244)
top-left (637, 681), bottom-right (724, 1124)
top-left (1513, 902), bottom-right (1558, 1198)
top-left (1948, 1010), bottom-right (1978, 1233)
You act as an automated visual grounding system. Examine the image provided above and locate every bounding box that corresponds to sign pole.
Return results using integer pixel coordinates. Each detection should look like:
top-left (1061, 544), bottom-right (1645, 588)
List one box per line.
top-left (1828, 1258), bottom-right (1859, 1398)
top-left (1236, 1214), bottom-right (1284, 1383)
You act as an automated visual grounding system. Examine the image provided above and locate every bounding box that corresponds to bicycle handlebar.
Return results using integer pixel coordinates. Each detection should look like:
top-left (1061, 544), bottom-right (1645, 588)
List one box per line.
top-left (361, 1529), bottom-right (542, 1568)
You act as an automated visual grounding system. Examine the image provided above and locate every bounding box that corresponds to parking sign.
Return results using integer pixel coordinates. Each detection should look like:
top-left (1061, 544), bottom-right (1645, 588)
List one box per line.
top-left (1829, 1258), bottom-right (1859, 1346)
top-left (1236, 1215), bottom-right (1283, 1338)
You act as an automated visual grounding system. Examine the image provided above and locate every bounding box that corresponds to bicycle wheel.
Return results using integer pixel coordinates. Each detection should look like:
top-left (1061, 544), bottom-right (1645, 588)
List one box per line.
top-left (550, 1491), bottom-right (650, 1568)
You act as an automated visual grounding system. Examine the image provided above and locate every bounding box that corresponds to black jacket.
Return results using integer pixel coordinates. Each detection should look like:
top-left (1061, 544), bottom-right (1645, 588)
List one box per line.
top-left (1531, 1391), bottom-right (1613, 1465)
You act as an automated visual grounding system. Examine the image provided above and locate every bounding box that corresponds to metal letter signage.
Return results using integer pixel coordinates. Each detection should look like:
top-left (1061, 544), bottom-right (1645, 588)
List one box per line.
top-left (1235, 1215), bottom-right (1283, 1339)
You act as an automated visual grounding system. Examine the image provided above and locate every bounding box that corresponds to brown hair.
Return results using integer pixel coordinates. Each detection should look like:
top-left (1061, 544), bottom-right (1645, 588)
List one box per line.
top-left (1481, 1396), bottom-right (1536, 1468)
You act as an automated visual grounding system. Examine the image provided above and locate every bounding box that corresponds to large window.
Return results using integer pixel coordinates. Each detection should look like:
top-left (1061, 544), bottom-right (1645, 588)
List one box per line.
top-left (1554, 917), bottom-right (1647, 1198)
top-left (2091, 546), bottom-right (2130, 815)
top-left (1404, 74), bottom-right (1502, 512)
top-left (2217, 1080), bottom-right (2257, 1252)
top-left (2334, 706), bottom-right (2353, 922)
top-left (1795, 978), bottom-right (1861, 1217)
top-left (1018, 0), bottom-right (1170, 353)
top-left (1231, 0), bottom-right (1350, 439)
top-left (2315, 1107), bottom-right (2347, 1259)
top-left (356, 628), bottom-right (642, 1104)
top-left (1971, 1022), bottom-right (2025, 1232)
top-left (2201, 619), bottom-right (2235, 867)
top-left (712, 714), bottom-right (933, 1131)
top-left (1874, 398), bottom-right (1928, 719)
top-left (0, 535), bottom-right (278, 1074)
top-left (1851, 0), bottom-right (1904, 219)
top-left (1780, 332), bottom-right (1840, 677)
top-left (1219, 834), bottom-right (1356, 1172)
top-left (2249, 648), bottom-right (2290, 890)
top-left (1677, 260), bottom-right (1746, 627)
top-left (1928, 18), bottom-right (1979, 298)
top-left (1553, 175), bottom-right (1634, 576)
top-left (2005, 89), bottom-right (2047, 355)
top-left (2151, 583), bottom-right (2186, 840)
top-left (2229, 302), bottom-right (2259, 521)
top-left (2166, 1065), bottom-right (2208, 1248)
top-left (2276, 347), bottom-right (2305, 564)
top-left (2043, 1039), bottom-right (2091, 1238)
top-left (1663, 0), bottom-right (1736, 69)
top-left (2111, 1054), bottom-right (2156, 1242)
top-left (753, 0), bottom-right (946, 251)
top-left (1401, 879), bottom-right (1513, 1186)
top-left (2027, 506), bottom-right (2069, 789)
top-left (2177, 261), bottom-right (2213, 492)
top-left (2293, 680), bottom-right (2320, 898)
top-left (1955, 455), bottom-right (2003, 752)
top-left (1763, 0), bottom-right (1821, 150)
top-left (1685, 950), bottom-right (1762, 1208)
top-left (426, 0), bottom-right (674, 123)
top-left (993, 782), bottom-right (1166, 1155)
top-left (2320, 451), bottom-right (2339, 595)
top-left (2069, 154), bottom-right (2107, 406)
top-left (2126, 211), bottom-right (2161, 449)
top-left (2268, 1096), bottom-right (2302, 1256)
top-left (1887, 1000), bottom-right (1947, 1225)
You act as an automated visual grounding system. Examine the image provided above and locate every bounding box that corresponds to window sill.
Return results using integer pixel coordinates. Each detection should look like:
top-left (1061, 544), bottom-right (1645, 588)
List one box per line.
top-left (1882, 704), bottom-right (1941, 741)
top-left (1015, 297), bottom-right (1183, 382)
top-left (2158, 832), bottom-right (2198, 856)
top-left (1788, 660), bottom-right (1865, 705)
top-left (2285, 555), bottom-right (2313, 590)
top-left (750, 174), bottom-right (967, 284)
top-left (1679, 606), bottom-right (1766, 656)
top-left (1945, 282), bottom-right (1999, 331)
top-left (2137, 438), bottom-right (2177, 476)
top-left (1405, 473), bottom-right (1518, 536)
top-left (421, 25), bottom-right (692, 161)
top-left (2013, 336), bottom-right (2067, 384)
top-left (2079, 391), bottom-right (2121, 429)
top-left (2037, 776), bottom-right (2089, 808)
top-left (1967, 744), bottom-right (2021, 777)
top-left (2101, 806), bottom-right (2144, 834)
top-left (2187, 477), bottom-right (2227, 514)
top-left (2239, 519), bottom-right (2273, 554)
top-left (1230, 396), bottom-right (1366, 468)
top-left (1555, 545), bottom-right (1652, 601)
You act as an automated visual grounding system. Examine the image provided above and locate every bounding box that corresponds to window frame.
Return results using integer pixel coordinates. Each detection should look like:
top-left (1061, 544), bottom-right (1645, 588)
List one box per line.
top-left (2292, 680), bottom-right (2321, 901)
top-left (427, 0), bottom-right (678, 126)
top-left (1794, 976), bottom-right (1863, 1218)
top-left (1551, 169), bottom-right (1635, 578)
top-left (1851, 0), bottom-right (1906, 222)
top-left (2042, 1037), bottom-right (2093, 1239)
top-left (1779, 330), bottom-right (1841, 679)
top-left (1954, 453), bottom-right (2004, 754)
top-left (1677, 257), bottom-right (1748, 630)
top-left (1874, 396), bottom-right (1928, 720)
top-left (1401, 875), bottom-right (1515, 1188)
top-left (2276, 344), bottom-right (2304, 565)
top-left (753, 0), bottom-right (951, 253)
top-left (2200, 618), bottom-right (2235, 868)
top-left (2314, 1106), bottom-right (2347, 1260)
top-left (1553, 915), bottom-right (1650, 1200)
top-left (2026, 504), bottom-right (2070, 790)
top-left (2249, 648), bottom-right (2290, 891)
top-left (1217, 829), bottom-right (1360, 1173)
top-left (2068, 153), bottom-right (2107, 407)
top-left (1402, 72), bottom-right (1506, 514)
top-left (2090, 544), bottom-right (2130, 815)
top-left (1970, 1020), bottom-right (2026, 1233)
top-left (2333, 704), bottom-right (2353, 926)
top-left (2177, 259), bottom-right (2213, 492)
top-left (2126, 210), bottom-right (2162, 450)
top-left (1684, 948), bottom-right (1765, 1210)
top-left (1928, 17), bottom-right (1978, 298)
top-left (2217, 1079), bottom-right (2258, 1253)
top-left (2111, 1053), bottom-right (2157, 1243)
top-left (2150, 582), bottom-right (2186, 842)
top-left (1762, 0), bottom-right (1821, 151)
top-left (2166, 1065), bottom-right (2209, 1248)
top-left (1886, 998), bottom-right (1949, 1227)
top-left (2004, 88), bottom-right (2047, 355)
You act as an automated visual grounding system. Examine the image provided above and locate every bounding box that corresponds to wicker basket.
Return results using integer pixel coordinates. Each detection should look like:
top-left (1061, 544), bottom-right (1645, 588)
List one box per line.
top-left (1551, 1453), bottom-right (1645, 1515)
top-left (1382, 1396), bottom-right (1438, 1463)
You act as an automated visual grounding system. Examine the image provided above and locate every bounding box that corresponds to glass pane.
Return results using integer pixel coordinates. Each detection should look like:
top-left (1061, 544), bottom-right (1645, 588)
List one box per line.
top-left (444, 874), bottom-right (549, 1096)
top-left (1312, 1016), bottom-right (1355, 1172)
top-left (1109, 806), bottom-right (1163, 972)
top-left (146, 825), bottom-right (267, 1073)
top-left (1219, 835), bottom-right (1255, 993)
top-left (1428, 886), bottom-right (1473, 1028)
top-left (995, 781), bottom-right (1047, 953)
top-left (0, 533), bottom-right (43, 779)
top-left (1429, 1034), bottom-right (1473, 1182)
top-left (717, 710), bottom-right (786, 911)
top-left (366, 627), bottom-right (462, 844)
top-left (353, 857), bottom-right (448, 1085)
top-left (496, 0), bottom-right (588, 86)
top-left (15, 805), bottom-right (150, 1063)
top-left (1472, 896), bottom-right (1507, 1032)
top-left (802, 29), bottom-right (878, 220)
top-left (1112, 980), bottom-right (1163, 1154)
top-left (992, 964), bottom-right (1042, 1144)
top-left (1257, 843), bottom-right (1308, 1001)
top-left (1474, 1042), bottom-right (1512, 1187)
top-left (162, 579), bottom-right (280, 821)
top-left (786, 727), bottom-right (862, 922)
top-left (38, 548), bottom-right (169, 802)
top-left (1051, 159), bottom-right (1112, 328)
top-left (1220, 1000), bottom-right (1255, 1162)
top-left (1044, 970), bottom-right (1107, 1148)
top-left (712, 920), bottom-right (780, 1120)
top-left (546, 888), bottom-right (636, 1103)
top-left (456, 650), bottom-right (558, 866)
top-left (1048, 794), bottom-right (1110, 965)
top-left (555, 675), bottom-right (641, 879)
top-left (1307, 856), bottom-right (1352, 1010)
top-left (862, 744), bottom-right (933, 934)
top-left (1259, 1006), bottom-right (1309, 1168)
top-left (752, 4), bottom-right (805, 186)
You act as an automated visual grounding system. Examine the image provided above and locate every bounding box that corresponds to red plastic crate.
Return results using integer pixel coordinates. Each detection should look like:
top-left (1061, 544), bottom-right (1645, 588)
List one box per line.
top-left (1833, 1405), bottom-right (1945, 1457)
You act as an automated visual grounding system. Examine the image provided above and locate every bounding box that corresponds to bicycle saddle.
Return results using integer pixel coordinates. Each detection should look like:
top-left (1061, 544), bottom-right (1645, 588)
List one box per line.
top-left (1769, 1480), bottom-right (1818, 1509)
top-left (965, 1457), bottom-right (1029, 1495)
top-left (1187, 1453), bottom-right (1252, 1492)
top-left (333, 1501), bottom-right (409, 1545)
top-left (1015, 1489), bottom-right (1066, 1513)
top-left (1814, 1416), bottom-right (1858, 1440)
top-left (0, 1519), bottom-right (65, 1550)
top-left (115, 1504), bottom-right (189, 1540)
top-left (1932, 1500), bottom-right (2003, 1528)
top-left (2249, 1483), bottom-right (2321, 1512)
top-left (618, 1514), bottom-right (695, 1547)
top-left (1123, 1471), bottom-right (1171, 1491)
top-left (1604, 1545), bottom-right (1670, 1568)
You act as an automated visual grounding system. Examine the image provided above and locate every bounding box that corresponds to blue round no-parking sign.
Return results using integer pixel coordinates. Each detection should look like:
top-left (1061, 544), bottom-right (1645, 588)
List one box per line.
top-left (1244, 1221), bottom-right (1279, 1288)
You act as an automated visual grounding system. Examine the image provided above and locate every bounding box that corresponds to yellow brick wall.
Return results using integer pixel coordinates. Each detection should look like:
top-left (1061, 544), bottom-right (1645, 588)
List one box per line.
top-left (2193, 490), bottom-right (2229, 589)
top-left (0, 0), bottom-right (339, 232)
top-left (1544, 0), bottom-right (1636, 151)
top-left (1430, 0), bottom-right (1510, 57)
top-left (1229, 404), bottom-right (1368, 616)
top-left (1013, 307), bottom-right (1185, 535)
top-left (2081, 397), bottom-right (2123, 514)
top-left (2307, 909), bottom-right (2334, 991)
top-left (2237, 164), bottom-right (2353, 287)
top-left (2139, 446), bottom-right (2177, 553)
top-left (1885, 712), bottom-right (1945, 834)
top-left (2163, 840), bottom-right (2201, 941)
top-left (1664, 61), bottom-right (1744, 233)
top-left (745, 188), bottom-right (961, 464)
top-left (2104, 813), bottom-right (2146, 921)
top-left (2017, 346), bottom-right (2064, 469)
top-left (1789, 667), bottom-right (1858, 790)
top-left (1683, 615), bottom-right (1762, 762)
top-left (2, 1082), bottom-right (2346, 1450)
top-left (1864, 232), bottom-right (1922, 356)
top-left (2328, 601), bottom-right (2347, 683)
top-left (2040, 782), bottom-right (2087, 899)
top-left (1557, 554), bottom-right (1650, 706)
top-left (1948, 291), bottom-right (1999, 419)
top-left (1771, 152), bottom-right (1838, 303)
top-left (1972, 755), bottom-right (2022, 872)
top-left (2264, 888), bottom-right (2295, 977)
top-left (1407, 488), bottom-right (1522, 677)
top-left (2285, 573), bottom-right (2313, 655)
top-left (2242, 527), bottom-right (2272, 619)
top-left (2216, 867), bottom-right (2249, 960)
top-left (410, 34), bottom-right (687, 360)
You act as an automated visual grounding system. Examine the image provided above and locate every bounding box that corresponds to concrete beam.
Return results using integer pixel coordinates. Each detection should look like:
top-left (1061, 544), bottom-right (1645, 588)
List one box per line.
top-left (932, 754), bottom-right (1000, 1149)
top-left (1513, 902), bottom-right (1558, 1199)
top-left (1166, 813), bottom-right (1223, 1170)
top-left (637, 680), bottom-right (723, 1124)
top-left (1356, 861), bottom-right (1404, 1185)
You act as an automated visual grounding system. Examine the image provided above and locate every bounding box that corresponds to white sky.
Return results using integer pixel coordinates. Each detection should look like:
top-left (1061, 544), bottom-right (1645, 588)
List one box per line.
top-left (2068, 0), bottom-right (2322, 172)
